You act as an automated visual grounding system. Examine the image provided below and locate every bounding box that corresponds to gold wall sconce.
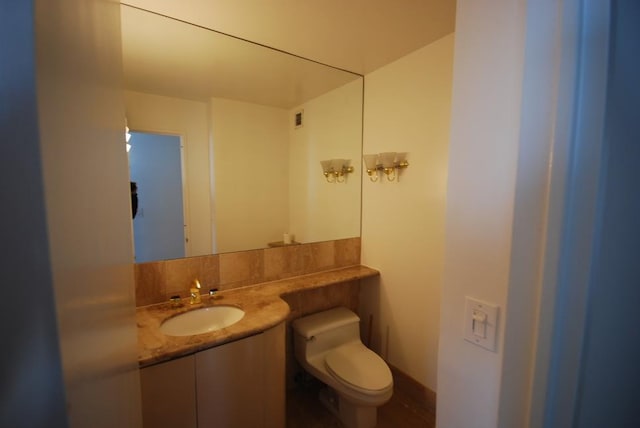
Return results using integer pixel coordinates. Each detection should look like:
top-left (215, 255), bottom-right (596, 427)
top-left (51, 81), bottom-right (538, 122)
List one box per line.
top-left (363, 152), bottom-right (409, 182)
top-left (320, 159), bottom-right (354, 183)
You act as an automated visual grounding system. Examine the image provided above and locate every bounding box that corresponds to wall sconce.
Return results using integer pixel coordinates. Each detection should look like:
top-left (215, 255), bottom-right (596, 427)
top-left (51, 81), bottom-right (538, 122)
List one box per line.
top-left (363, 152), bottom-right (409, 182)
top-left (320, 159), bottom-right (354, 183)
top-left (125, 118), bottom-right (132, 152)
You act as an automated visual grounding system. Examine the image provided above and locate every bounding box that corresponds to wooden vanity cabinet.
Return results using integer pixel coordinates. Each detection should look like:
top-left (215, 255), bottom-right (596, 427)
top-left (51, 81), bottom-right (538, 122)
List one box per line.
top-left (140, 322), bottom-right (285, 428)
top-left (140, 354), bottom-right (197, 428)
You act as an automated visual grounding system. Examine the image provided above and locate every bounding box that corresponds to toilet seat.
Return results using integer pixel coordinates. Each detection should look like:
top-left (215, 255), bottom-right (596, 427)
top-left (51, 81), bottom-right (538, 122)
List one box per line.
top-left (325, 342), bottom-right (393, 393)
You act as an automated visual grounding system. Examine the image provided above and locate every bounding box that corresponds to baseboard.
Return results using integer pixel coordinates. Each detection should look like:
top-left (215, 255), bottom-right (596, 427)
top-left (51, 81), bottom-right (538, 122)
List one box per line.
top-left (389, 364), bottom-right (437, 415)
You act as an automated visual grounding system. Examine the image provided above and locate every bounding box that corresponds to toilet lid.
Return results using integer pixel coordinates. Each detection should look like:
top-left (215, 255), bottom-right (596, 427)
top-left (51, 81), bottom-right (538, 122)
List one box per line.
top-left (325, 342), bottom-right (392, 392)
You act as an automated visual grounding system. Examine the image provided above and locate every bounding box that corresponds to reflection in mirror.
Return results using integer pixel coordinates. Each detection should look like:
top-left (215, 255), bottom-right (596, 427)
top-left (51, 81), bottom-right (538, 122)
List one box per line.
top-left (121, 5), bottom-right (363, 262)
top-left (129, 131), bottom-right (186, 262)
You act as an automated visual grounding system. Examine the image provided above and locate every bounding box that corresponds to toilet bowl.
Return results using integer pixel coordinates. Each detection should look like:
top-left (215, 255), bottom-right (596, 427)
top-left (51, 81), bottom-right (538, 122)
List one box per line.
top-left (292, 307), bottom-right (393, 428)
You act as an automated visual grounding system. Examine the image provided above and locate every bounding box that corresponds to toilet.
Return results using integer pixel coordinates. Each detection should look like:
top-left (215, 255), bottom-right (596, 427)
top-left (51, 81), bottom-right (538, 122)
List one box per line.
top-left (292, 307), bottom-right (393, 428)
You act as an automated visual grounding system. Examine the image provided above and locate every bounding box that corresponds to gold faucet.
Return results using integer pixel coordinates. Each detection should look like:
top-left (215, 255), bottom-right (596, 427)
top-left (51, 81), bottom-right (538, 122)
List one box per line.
top-left (189, 279), bottom-right (202, 304)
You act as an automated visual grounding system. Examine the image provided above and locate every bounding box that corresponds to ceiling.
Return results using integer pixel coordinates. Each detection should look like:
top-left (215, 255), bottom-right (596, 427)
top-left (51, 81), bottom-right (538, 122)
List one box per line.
top-left (121, 0), bottom-right (457, 75)
top-left (121, 5), bottom-right (360, 108)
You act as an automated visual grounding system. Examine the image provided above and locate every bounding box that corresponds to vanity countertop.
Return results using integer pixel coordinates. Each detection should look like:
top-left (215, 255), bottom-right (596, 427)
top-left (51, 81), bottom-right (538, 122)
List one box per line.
top-left (136, 265), bottom-right (379, 367)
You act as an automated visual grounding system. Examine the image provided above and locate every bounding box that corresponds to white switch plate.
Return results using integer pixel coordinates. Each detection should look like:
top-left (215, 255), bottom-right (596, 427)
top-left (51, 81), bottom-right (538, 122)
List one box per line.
top-left (464, 296), bottom-right (499, 352)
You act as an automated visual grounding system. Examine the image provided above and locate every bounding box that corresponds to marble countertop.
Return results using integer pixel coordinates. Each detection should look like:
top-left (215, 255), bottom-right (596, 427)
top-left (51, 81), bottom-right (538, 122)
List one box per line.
top-left (136, 265), bottom-right (379, 367)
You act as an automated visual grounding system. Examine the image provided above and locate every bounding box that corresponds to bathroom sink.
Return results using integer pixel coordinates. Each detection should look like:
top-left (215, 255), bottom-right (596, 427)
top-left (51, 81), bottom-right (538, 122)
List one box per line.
top-left (160, 306), bottom-right (245, 336)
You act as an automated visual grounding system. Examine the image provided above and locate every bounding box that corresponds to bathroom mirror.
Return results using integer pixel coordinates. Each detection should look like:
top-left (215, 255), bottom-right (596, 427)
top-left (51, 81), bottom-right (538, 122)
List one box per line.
top-left (121, 5), bottom-right (363, 262)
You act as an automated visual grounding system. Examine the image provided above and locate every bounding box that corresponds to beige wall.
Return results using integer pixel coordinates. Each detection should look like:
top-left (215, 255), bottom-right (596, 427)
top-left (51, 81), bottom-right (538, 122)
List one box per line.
top-left (35, 0), bottom-right (142, 425)
top-left (124, 91), bottom-right (213, 257)
top-left (210, 97), bottom-right (289, 253)
top-left (289, 79), bottom-right (363, 244)
top-left (360, 34), bottom-right (454, 392)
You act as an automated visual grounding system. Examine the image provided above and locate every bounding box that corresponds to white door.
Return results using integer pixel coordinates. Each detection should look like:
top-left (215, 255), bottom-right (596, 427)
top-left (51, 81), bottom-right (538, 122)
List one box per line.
top-left (129, 131), bottom-right (186, 262)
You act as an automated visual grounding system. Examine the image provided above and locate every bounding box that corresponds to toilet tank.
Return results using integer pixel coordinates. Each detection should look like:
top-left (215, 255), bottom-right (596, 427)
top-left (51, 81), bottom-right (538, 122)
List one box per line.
top-left (292, 307), bottom-right (361, 359)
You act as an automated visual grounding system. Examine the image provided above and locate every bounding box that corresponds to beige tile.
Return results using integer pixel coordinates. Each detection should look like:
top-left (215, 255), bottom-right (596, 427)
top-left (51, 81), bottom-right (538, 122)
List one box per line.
top-left (284, 245), bottom-right (307, 276)
top-left (282, 281), bottom-right (360, 321)
top-left (219, 250), bottom-right (264, 288)
top-left (304, 241), bottom-right (336, 274)
top-left (335, 237), bottom-right (361, 267)
top-left (135, 262), bottom-right (166, 307)
top-left (193, 254), bottom-right (220, 292)
top-left (164, 257), bottom-right (201, 297)
top-left (264, 245), bottom-right (308, 281)
top-left (264, 247), bottom-right (287, 281)
top-left (136, 238), bottom-right (357, 305)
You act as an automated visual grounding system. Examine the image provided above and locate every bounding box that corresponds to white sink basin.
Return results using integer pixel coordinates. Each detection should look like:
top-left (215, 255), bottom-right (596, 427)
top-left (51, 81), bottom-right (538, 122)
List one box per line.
top-left (160, 306), bottom-right (245, 336)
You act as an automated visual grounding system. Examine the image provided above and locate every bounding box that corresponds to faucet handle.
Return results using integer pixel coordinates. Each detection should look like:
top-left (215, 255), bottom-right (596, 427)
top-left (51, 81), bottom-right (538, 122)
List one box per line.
top-left (209, 288), bottom-right (221, 299)
top-left (169, 295), bottom-right (182, 307)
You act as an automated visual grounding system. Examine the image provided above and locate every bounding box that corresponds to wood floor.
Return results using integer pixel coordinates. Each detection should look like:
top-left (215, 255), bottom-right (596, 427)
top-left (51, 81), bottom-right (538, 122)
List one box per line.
top-left (286, 377), bottom-right (436, 428)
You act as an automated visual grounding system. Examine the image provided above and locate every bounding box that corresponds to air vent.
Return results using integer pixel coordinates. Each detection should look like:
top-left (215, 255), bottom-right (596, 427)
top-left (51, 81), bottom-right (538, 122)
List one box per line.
top-left (294, 109), bottom-right (304, 129)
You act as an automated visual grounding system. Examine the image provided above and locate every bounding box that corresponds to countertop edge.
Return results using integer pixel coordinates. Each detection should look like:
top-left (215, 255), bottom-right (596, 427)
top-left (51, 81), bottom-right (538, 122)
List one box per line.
top-left (136, 264), bottom-right (379, 368)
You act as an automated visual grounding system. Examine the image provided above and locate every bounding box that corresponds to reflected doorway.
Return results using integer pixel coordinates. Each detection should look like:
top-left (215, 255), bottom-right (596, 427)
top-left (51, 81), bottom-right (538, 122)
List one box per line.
top-left (129, 131), bottom-right (187, 262)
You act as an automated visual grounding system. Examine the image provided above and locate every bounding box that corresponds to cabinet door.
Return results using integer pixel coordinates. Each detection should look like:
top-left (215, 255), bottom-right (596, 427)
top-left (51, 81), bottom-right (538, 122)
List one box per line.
top-left (196, 333), bottom-right (265, 428)
top-left (263, 323), bottom-right (285, 428)
top-left (140, 355), bottom-right (197, 428)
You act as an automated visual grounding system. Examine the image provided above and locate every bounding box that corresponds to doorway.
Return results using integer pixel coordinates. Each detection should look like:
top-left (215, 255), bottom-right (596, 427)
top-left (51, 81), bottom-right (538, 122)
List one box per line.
top-left (128, 131), bottom-right (186, 262)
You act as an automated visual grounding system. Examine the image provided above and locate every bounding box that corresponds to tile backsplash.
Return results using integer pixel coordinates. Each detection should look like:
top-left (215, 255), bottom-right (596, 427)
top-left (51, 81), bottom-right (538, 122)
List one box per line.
top-left (134, 238), bottom-right (361, 306)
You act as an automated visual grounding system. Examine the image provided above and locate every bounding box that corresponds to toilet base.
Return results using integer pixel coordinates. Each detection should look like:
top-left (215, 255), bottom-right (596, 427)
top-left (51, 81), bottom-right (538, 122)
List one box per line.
top-left (318, 386), bottom-right (378, 428)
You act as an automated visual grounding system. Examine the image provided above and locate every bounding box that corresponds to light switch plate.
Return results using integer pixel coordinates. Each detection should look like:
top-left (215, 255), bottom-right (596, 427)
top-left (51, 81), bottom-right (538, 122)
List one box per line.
top-left (464, 296), bottom-right (499, 352)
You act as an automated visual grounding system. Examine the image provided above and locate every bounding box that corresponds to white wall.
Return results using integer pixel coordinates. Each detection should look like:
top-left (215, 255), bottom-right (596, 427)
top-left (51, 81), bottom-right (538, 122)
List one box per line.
top-left (437, 0), bottom-right (527, 424)
top-left (360, 34), bottom-right (454, 392)
top-left (124, 91), bottom-right (213, 258)
top-left (289, 79), bottom-right (363, 244)
top-left (210, 97), bottom-right (289, 252)
top-left (35, 0), bottom-right (142, 426)
top-left (437, 0), bottom-right (568, 426)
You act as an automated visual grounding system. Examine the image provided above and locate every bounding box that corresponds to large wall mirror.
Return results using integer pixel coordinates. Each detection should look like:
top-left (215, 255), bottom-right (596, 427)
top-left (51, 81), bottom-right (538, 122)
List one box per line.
top-left (121, 5), bottom-right (363, 263)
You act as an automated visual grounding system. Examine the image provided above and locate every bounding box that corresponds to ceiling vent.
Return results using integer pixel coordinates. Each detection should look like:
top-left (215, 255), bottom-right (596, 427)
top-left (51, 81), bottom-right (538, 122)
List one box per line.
top-left (294, 109), bottom-right (304, 129)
